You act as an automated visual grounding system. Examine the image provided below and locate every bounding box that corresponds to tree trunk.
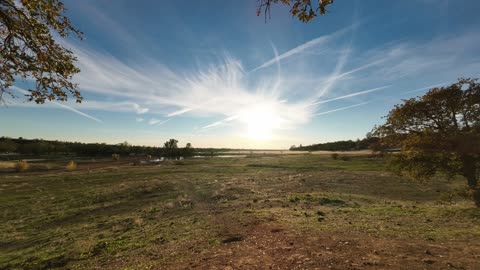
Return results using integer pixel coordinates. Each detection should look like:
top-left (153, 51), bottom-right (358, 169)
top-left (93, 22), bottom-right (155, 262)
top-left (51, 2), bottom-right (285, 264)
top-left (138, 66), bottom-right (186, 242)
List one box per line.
top-left (463, 156), bottom-right (479, 207)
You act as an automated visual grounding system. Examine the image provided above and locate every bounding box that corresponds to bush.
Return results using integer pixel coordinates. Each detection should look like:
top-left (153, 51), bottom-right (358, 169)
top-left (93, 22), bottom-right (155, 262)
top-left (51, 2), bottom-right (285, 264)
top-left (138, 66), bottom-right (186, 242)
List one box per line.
top-left (112, 153), bottom-right (120, 161)
top-left (14, 160), bottom-right (28, 172)
top-left (66, 161), bottom-right (77, 171)
top-left (331, 153), bottom-right (339, 160)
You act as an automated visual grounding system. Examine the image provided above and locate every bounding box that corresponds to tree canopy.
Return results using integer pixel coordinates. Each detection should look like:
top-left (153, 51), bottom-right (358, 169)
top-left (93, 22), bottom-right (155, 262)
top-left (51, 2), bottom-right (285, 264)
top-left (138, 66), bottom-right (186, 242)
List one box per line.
top-left (373, 78), bottom-right (480, 206)
top-left (0, 0), bottom-right (82, 104)
top-left (257, 0), bottom-right (334, 23)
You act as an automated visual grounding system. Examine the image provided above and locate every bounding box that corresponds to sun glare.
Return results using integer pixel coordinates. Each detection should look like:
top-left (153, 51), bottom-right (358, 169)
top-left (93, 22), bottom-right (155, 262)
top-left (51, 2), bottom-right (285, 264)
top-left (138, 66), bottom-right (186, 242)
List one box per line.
top-left (241, 106), bottom-right (282, 141)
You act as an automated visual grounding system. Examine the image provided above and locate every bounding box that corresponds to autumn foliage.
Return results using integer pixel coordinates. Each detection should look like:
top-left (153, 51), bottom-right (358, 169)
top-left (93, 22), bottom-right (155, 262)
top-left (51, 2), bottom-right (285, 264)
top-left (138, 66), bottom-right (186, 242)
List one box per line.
top-left (374, 78), bottom-right (480, 206)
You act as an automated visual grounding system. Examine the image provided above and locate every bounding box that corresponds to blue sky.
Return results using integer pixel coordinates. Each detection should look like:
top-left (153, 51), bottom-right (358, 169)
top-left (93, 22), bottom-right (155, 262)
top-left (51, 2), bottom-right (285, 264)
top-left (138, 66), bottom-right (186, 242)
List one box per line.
top-left (2, 0), bottom-right (480, 149)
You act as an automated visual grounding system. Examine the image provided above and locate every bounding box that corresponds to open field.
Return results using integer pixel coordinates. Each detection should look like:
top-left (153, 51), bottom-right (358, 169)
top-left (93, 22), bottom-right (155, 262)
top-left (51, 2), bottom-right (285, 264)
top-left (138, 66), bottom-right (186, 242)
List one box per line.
top-left (1, 154), bottom-right (479, 269)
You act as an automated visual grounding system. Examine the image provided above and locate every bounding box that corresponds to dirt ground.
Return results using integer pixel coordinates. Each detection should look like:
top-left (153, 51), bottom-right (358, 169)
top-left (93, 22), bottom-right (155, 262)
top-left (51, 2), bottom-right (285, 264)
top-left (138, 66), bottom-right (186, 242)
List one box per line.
top-left (180, 224), bottom-right (479, 270)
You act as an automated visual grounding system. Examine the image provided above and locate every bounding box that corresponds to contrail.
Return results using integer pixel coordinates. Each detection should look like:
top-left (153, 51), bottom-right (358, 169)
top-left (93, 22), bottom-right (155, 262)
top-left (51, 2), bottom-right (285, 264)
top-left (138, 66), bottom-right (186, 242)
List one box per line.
top-left (312, 82), bottom-right (449, 117)
top-left (167, 107), bottom-right (193, 117)
top-left (313, 47), bottom-right (351, 100)
top-left (11, 86), bottom-right (103, 123)
top-left (316, 58), bottom-right (386, 86)
top-left (53, 102), bottom-right (103, 123)
top-left (250, 26), bottom-right (352, 72)
top-left (313, 102), bottom-right (370, 116)
top-left (201, 115), bottom-right (239, 130)
top-left (402, 82), bottom-right (449, 94)
top-left (308, 85), bottom-right (391, 107)
top-left (149, 118), bottom-right (170, 126)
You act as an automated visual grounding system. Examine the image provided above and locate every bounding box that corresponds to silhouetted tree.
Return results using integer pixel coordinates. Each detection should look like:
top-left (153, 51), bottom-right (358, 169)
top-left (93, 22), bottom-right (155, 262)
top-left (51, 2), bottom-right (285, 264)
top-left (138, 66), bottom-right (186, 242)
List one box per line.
top-left (374, 78), bottom-right (480, 206)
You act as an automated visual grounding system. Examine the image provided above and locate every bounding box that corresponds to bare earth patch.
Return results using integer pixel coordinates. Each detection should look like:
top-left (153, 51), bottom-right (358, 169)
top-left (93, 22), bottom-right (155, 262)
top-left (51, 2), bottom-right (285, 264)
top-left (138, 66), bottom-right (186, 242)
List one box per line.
top-left (176, 224), bottom-right (479, 270)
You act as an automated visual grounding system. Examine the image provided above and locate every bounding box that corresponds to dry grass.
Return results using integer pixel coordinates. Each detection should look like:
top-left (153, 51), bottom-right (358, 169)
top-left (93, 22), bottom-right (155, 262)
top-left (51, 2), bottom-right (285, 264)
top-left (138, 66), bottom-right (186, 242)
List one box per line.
top-left (14, 160), bottom-right (28, 172)
top-left (65, 161), bottom-right (77, 171)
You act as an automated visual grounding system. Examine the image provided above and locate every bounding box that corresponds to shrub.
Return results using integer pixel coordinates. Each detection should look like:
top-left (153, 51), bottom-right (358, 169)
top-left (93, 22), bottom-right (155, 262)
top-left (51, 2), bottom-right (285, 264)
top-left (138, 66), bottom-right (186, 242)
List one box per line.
top-left (112, 153), bottom-right (120, 161)
top-left (331, 153), bottom-right (339, 160)
top-left (319, 197), bottom-right (346, 206)
top-left (66, 161), bottom-right (77, 171)
top-left (14, 160), bottom-right (28, 172)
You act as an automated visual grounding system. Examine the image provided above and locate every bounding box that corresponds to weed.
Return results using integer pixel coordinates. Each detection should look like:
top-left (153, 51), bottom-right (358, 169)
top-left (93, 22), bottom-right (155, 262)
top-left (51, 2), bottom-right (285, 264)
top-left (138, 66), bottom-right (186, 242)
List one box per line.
top-left (14, 160), bottom-right (28, 172)
top-left (66, 161), bottom-right (77, 171)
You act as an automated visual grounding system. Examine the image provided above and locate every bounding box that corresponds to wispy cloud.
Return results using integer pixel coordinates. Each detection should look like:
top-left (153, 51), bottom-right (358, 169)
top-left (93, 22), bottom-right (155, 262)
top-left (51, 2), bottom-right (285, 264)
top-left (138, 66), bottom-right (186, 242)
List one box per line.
top-left (133, 103), bottom-right (149, 114)
top-left (23, 27), bottom-right (476, 138)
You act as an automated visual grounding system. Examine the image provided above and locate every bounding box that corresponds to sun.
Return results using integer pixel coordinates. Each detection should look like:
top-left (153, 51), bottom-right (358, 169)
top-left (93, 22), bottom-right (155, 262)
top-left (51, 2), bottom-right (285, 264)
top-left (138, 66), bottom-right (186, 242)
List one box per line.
top-left (241, 106), bottom-right (281, 141)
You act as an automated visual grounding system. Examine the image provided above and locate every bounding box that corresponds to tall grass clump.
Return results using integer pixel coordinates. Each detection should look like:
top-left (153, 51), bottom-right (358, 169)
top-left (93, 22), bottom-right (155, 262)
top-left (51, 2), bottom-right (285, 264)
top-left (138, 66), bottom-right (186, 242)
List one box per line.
top-left (14, 160), bottom-right (28, 172)
top-left (66, 161), bottom-right (77, 171)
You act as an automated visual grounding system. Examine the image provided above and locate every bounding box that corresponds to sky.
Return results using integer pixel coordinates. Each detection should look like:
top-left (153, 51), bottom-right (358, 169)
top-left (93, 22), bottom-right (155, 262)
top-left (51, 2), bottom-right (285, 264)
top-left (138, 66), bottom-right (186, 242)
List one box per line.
top-left (2, 0), bottom-right (480, 149)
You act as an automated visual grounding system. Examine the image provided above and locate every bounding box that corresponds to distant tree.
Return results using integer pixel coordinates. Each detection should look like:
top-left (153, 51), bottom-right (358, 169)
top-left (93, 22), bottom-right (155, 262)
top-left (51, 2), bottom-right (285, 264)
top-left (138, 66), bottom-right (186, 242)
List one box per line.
top-left (117, 141), bottom-right (131, 155)
top-left (18, 141), bottom-right (50, 155)
top-left (355, 139), bottom-right (361, 150)
top-left (373, 78), bottom-right (480, 206)
top-left (163, 139), bottom-right (179, 159)
top-left (164, 139), bottom-right (178, 150)
top-left (182, 143), bottom-right (195, 158)
top-left (257, 0), bottom-right (334, 23)
top-left (0, 0), bottom-right (82, 103)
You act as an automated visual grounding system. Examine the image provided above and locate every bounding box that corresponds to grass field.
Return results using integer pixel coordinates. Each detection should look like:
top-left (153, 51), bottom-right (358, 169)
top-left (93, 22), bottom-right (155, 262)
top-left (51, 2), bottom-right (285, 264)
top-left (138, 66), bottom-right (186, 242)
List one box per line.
top-left (1, 154), bottom-right (479, 269)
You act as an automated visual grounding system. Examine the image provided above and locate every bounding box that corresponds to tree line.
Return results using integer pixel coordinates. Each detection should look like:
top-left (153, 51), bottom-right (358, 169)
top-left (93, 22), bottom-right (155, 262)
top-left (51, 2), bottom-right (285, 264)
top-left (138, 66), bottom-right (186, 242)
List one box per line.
top-left (0, 137), bottom-right (197, 159)
top-left (289, 136), bottom-right (380, 152)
